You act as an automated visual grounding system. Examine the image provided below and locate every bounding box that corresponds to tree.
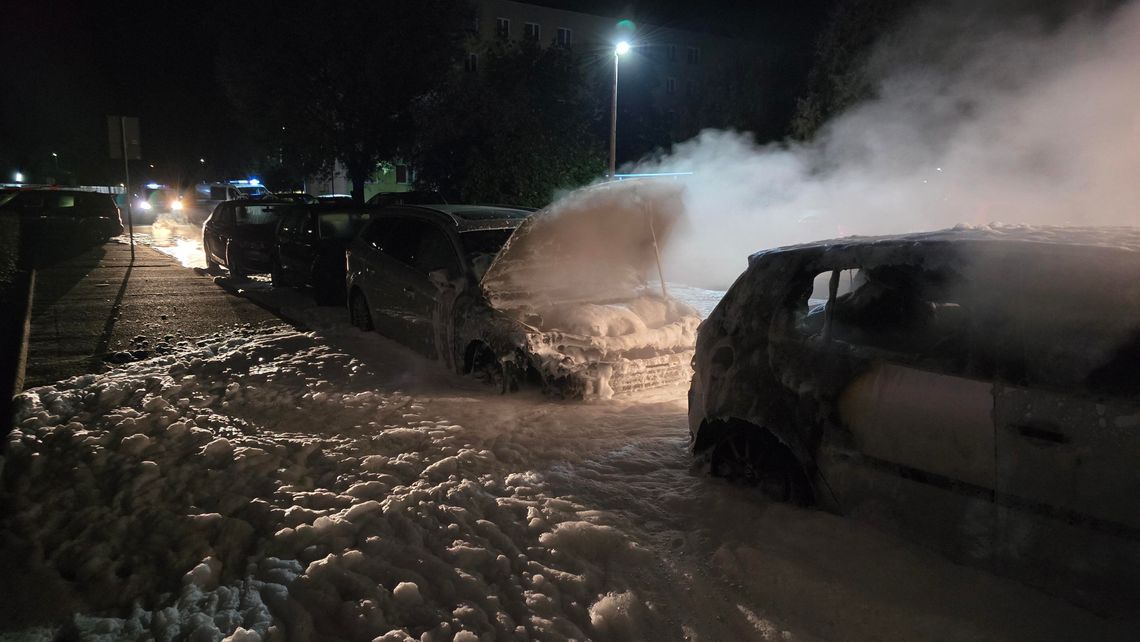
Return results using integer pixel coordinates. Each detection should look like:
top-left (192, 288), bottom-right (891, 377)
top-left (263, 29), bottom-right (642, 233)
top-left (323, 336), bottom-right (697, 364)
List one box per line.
top-left (215, 0), bottom-right (472, 202)
top-left (412, 41), bottom-right (605, 208)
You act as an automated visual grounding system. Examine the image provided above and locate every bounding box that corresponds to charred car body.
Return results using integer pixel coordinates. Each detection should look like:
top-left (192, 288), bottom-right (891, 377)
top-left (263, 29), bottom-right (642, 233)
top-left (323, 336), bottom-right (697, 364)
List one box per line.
top-left (689, 226), bottom-right (1140, 609)
top-left (347, 181), bottom-right (701, 398)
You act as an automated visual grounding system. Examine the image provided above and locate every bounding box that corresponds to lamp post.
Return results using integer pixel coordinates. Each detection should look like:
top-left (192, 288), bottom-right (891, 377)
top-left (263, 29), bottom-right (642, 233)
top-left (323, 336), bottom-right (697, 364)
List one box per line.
top-left (609, 40), bottom-right (631, 178)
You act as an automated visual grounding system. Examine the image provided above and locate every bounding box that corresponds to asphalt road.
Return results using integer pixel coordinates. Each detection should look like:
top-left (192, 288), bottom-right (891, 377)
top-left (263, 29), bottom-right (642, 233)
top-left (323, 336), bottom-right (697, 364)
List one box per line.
top-left (23, 240), bottom-right (280, 388)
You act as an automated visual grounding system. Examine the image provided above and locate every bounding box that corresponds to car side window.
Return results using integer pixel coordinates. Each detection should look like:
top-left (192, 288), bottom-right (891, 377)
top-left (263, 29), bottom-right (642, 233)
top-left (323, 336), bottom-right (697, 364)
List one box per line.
top-left (414, 226), bottom-right (460, 276)
top-left (364, 217), bottom-right (396, 249)
top-left (786, 263), bottom-right (977, 378)
top-left (279, 211), bottom-right (300, 237)
top-left (381, 219), bottom-right (427, 266)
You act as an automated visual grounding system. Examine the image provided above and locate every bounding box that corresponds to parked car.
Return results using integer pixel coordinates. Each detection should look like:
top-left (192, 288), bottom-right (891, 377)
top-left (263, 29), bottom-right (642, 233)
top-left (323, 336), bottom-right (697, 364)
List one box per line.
top-left (272, 204), bottom-right (375, 304)
top-left (275, 192), bottom-right (318, 205)
top-left (185, 183), bottom-right (242, 225)
top-left (316, 194), bottom-right (354, 204)
top-left (0, 188), bottom-right (123, 242)
top-left (346, 181), bottom-right (701, 398)
top-left (202, 199), bottom-right (293, 279)
top-left (687, 226), bottom-right (1140, 608)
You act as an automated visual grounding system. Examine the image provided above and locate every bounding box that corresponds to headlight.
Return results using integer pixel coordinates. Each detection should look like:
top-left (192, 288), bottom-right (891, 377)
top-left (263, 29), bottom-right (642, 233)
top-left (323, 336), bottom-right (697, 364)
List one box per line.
top-left (137, 200), bottom-right (152, 210)
top-left (171, 200), bottom-right (184, 211)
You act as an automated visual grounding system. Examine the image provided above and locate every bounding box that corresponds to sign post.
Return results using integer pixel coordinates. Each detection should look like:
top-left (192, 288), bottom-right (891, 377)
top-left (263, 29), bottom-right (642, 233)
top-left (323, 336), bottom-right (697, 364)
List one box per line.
top-left (108, 116), bottom-right (141, 260)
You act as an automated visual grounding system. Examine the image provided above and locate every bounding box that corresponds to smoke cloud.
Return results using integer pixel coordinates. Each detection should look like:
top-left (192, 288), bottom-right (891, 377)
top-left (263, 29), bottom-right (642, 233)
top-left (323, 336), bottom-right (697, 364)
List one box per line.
top-left (635, 0), bottom-right (1140, 288)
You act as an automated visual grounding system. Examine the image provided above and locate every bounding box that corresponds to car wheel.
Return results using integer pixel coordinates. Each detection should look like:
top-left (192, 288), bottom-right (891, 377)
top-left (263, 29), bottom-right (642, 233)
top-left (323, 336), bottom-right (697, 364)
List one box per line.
top-left (710, 429), bottom-right (813, 505)
top-left (349, 290), bottom-right (373, 331)
top-left (226, 247), bottom-right (248, 281)
top-left (471, 343), bottom-right (517, 394)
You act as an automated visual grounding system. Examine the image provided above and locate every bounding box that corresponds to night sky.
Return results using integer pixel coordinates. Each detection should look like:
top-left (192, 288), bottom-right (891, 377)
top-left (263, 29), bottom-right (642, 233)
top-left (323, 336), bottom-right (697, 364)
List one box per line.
top-left (0, 0), bottom-right (837, 186)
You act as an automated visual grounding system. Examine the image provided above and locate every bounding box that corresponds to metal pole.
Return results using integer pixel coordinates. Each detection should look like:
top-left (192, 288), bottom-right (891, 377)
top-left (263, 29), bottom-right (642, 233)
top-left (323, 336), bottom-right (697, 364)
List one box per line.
top-left (120, 116), bottom-right (135, 260)
top-left (645, 202), bottom-right (668, 299)
top-left (609, 51), bottom-right (619, 179)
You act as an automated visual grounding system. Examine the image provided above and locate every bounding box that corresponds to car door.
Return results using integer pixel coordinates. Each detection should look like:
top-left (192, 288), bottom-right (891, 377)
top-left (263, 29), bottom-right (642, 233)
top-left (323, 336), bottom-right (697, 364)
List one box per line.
top-left (794, 257), bottom-right (998, 556)
top-left (205, 204), bottom-right (234, 265)
top-left (277, 210), bottom-right (312, 280)
top-left (990, 249), bottom-right (1140, 590)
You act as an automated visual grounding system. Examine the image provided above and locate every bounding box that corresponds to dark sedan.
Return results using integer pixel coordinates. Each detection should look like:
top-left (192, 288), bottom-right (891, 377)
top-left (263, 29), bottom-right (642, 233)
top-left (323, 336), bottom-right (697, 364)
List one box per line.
top-left (202, 199), bottom-right (292, 279)
top-left (0, 188), bottom-right (123, 242)
top-left (272, 204), bottom-right (375, 304)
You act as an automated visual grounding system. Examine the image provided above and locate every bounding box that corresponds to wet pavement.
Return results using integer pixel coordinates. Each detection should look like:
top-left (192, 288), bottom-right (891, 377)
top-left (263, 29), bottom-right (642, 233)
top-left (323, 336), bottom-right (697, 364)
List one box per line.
top-left (24, 240), bottom-right (279, 387)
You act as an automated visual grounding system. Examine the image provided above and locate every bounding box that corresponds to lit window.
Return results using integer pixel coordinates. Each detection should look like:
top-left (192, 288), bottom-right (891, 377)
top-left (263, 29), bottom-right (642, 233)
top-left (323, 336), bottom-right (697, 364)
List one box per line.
top-left (496, 17), bottom-right (510, 39)
top-left (525, 22), bottom-right (540, 41)
top-left (686, 46), bottom-right (700, 64)
top-left (465, 52), bottom-right (478, 72)
top-left (557, 27), bottom-right (572, 46)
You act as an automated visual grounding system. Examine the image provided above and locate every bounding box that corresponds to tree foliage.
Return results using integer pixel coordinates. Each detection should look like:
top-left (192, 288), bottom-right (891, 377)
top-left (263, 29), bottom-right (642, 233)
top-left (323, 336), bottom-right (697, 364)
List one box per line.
top-left (215, 0), bottom-right (471, 202)
top-left (790, 0), bottom-right (916, 140)
top-left (412, 41), bottom-right (605, 208)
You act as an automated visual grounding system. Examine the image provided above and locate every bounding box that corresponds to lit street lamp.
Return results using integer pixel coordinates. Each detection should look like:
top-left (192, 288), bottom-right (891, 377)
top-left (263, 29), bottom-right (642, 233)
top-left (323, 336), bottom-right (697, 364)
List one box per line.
top-left (609, 40), bottom-right (632, 178)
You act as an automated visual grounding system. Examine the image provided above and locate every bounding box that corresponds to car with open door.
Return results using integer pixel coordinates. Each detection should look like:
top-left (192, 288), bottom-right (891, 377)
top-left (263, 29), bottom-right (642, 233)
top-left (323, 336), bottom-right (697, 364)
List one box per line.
top-left (202, 199), bottom-right (292, 279)
top-left (346, 180), bottom-right (701, 398)
top-left (272, 204), bottom-right (375, 304)
top-left (688, 226), bottom-right (1140, 613)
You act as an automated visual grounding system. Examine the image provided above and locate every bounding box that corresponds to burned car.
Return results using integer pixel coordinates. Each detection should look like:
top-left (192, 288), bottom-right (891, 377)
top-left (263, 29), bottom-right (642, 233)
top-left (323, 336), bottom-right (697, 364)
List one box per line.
top-left (346, 181), bottom-right (701, 398)
top-left (688, 225), bottom-right (1140, 607)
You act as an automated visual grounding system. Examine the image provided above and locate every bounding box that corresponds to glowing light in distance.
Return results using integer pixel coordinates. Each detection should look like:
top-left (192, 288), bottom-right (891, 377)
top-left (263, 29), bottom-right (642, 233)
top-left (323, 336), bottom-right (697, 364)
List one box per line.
top-left (615, 41), bottom-right (631, 55)
top-left (146, 182), bottom-right (160, 189)
top-left (137, 200), bottom-right (152, 210)
top-left (249, 178), bottom-right (261, 186)
top-left (171, 200), bottom-right (184, 211)
top-left (14, 172), bottom-right (24, 182)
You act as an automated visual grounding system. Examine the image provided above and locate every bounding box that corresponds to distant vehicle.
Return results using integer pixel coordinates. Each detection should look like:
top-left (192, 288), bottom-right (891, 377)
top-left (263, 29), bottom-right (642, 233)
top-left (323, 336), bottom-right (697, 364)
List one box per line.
top-left (366, 190), bottom-right (448, 207)
top-left (202, 199), bottom-right (293, 279)
top-left (228, 179), bottom-right (273, 199)
top-left (117, 184), bottom-right (183, 224)
top-left (0, 188), bottom-right (123, 242)
top-left (185, 183), bottom-right (242, 225)
top-left (316, 194), bottom-right (354, 204)
top-left (272, 204), bottom-right (375, 304)
top-left (346, 181), bottom-right (700, 398)
top-left (687, 226), bottom-right (1140, 607)
top-left (275, 193), bottom-right (318, 205)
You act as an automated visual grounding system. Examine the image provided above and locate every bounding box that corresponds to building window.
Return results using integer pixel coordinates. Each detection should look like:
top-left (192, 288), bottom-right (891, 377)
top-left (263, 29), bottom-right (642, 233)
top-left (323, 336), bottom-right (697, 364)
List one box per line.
top-left (686, 46), bottom-right (700, 64)
top-left (686, 79), bottom-right (698, 96)
top-left (496, 17), bottom-right (510, 39)
top-left (666, 77), bottom-right (676, 94)
top-left (465, 52), bottom-right (478, 73)
top-left (524, 22), bottom-right (540, 41)
top-left (557, 27), bottom-right (572, 46)
top-left (666, 44), bottom-right (677, 62)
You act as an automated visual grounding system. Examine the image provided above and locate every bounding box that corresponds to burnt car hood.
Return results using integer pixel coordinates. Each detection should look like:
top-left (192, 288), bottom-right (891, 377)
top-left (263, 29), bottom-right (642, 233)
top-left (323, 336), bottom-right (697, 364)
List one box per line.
top-left (480, 179), bottom-right (686, 307)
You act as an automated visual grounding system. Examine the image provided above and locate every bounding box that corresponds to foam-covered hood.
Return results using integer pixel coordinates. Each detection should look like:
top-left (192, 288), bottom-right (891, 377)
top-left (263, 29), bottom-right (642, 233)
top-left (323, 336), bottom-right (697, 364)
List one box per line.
top-left (481, 180), bottom-right (687, 307)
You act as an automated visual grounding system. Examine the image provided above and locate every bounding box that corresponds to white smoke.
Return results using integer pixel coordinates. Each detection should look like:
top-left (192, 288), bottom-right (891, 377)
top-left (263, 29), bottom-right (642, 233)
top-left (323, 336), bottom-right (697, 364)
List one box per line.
top-left (635, 1), bottom-right (1140, 288)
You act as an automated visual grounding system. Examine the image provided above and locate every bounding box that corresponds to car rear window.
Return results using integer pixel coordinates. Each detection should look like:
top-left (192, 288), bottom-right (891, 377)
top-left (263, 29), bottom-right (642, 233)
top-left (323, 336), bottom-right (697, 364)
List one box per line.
top-left (235, 204), bottom-right (283, 225)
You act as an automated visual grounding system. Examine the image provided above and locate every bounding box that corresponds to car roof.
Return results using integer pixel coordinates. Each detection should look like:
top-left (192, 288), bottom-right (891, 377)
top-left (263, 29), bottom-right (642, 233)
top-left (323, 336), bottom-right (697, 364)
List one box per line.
top-left (752, 224), bottom-right (1140, 264)
top-left (380, 204), bottom-right (533, 232)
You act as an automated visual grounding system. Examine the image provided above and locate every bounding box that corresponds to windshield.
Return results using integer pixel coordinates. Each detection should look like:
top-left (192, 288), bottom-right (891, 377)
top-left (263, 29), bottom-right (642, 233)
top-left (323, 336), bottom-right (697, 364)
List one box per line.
top-left (460, 228), bottom-right (515, 281)
top-left (318, 211), bottom-right (373, 240)
top-left (235, 203), bottom-right (283, 225)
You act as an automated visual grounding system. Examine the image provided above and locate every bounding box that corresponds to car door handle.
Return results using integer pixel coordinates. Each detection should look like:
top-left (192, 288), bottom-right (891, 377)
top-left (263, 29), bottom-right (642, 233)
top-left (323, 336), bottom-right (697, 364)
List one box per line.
top-left (1012, 422), bottom-right (1071, 445)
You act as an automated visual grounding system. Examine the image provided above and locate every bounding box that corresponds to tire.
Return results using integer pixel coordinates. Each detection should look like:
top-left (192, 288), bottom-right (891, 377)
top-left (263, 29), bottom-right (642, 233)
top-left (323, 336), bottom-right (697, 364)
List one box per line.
top-left (226, 247), bottom-right (248, 281)
top-left (349, 290), bottom-right (373, 331)
top-left (710, 428), bottom-right (813, 505)
top-left (471, 343), bottom-right (517, 394)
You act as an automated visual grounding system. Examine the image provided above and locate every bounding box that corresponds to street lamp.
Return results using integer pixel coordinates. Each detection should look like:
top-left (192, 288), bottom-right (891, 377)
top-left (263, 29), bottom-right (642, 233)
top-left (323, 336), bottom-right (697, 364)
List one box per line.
top-left (51, 152), bottom-right (59, 171)
top-left (609, 40), bottom-right (632, 178)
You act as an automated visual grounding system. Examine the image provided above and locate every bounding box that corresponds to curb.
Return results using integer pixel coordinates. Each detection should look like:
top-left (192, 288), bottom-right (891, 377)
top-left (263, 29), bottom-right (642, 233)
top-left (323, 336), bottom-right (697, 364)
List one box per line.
top-left (2, 267), bottom-right (36, 435)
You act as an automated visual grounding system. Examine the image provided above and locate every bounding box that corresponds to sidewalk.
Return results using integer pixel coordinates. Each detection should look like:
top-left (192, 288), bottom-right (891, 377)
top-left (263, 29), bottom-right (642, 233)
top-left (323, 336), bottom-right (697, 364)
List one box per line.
top-left (24, 241), bottom-right (280, 388)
